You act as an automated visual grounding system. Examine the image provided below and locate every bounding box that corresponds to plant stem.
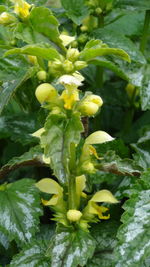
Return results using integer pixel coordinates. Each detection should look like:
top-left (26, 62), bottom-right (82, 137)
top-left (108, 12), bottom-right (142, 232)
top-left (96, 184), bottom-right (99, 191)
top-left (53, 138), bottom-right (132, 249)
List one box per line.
top-left (68, 175), bottom-right (76, 209)
top-left (140, 10), bottom-right (150, 54)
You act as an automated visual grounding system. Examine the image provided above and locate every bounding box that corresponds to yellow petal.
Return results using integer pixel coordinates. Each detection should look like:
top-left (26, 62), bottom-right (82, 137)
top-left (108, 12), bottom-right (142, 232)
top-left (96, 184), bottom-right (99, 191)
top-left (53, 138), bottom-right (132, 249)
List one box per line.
top-left (42, 155), bottom-right (51, 165)
top-left (89, 145), bottom-right (101, 159)
top-left (85, 131), bottom-right (114, 145)
top-left (76, 175), bottom-right (86, 196)
top-left (60, 89), bottom-right (79, 109)
top-left (59, 34), bottom-right (75, 47)
top-left (32, 128), bottom-right (45, 138)
top-left (36, 178), bottom-right (63, 196)
top-left (88, 202), bottom-right (110, 220)
top-left (41, 195), bottom-right (58, 206)
top-left (90, 189), bottom-right (119, 203)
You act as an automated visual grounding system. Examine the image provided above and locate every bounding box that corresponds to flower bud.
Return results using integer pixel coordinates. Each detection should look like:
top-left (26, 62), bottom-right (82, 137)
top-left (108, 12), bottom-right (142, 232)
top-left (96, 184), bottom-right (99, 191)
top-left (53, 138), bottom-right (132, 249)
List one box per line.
top-left (78, 34), bottom-right (88, 44)
top-left (80, 25), bottom-right (88, 32)
top-left (0, 12), bottom-right (16, 25)
top-left (14, 1), bottom-right (31, 19)
top-left (79, 101), bottom-right (99, 116)
top-left (37, 70), bottom-right (47, 81)
top-left (66, 48), bottom-right (80, 62)
top-left (85, 94), bottom-right (103, 107)
top-left (63, 60), bottom-right (74, 73)
top-left (67, 209), bottom-right (82, 222)
top-left (35, 83), bottom-right (57, 104)
top-left (28, 55), bottom-right (38, 65)
top-left (74, 61), bottom-right (88, 70)
top-left (95, 7), bottom-right (102, 15)
top-left (71, 40), bottom-right (78, 48)
top-left (81, 161), bottom-right (95, 173)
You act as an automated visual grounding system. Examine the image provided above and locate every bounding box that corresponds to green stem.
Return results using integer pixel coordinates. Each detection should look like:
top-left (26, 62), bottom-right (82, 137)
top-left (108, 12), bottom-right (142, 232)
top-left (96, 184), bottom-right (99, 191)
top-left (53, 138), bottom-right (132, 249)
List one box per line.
top-left (68, 175), bottom-right (76, 209)
top-left (140, 10), bottom-right (150, 54)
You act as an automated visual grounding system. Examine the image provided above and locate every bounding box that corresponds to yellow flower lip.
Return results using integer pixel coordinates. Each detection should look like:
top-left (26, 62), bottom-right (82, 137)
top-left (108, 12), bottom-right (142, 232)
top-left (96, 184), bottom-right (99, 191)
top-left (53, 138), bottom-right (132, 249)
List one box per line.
top-left (85, 130), bottom-right (114, 145)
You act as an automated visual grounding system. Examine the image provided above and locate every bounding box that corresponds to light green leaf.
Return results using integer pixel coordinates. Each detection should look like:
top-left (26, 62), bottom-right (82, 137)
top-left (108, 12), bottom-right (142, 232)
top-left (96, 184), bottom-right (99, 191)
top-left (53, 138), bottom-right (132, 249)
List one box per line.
top-left (87, 220), bottom-right (120, 267)
top-left (61, 0), bottom-right (90, 25)
top-left (114, 178), bottom-right (150, 267)
top-left (92, 29), bottom-right (146, 64)
top-left (41, 112), bottom-right (83, 184)
top-left (29, 7), bottom-right (61, 46)
top-left (80, 47), bottom-right (130, 63)
top-left (5, 44), bottom-right (60, 60)
top-left (0, 146), bottom-right (44, 179)
top-left (9, 240), bottom-right (50, 267)
top-left (50, 226), bottom-right (95, 267)
top-left (0, 179), bottom-right (43, 245)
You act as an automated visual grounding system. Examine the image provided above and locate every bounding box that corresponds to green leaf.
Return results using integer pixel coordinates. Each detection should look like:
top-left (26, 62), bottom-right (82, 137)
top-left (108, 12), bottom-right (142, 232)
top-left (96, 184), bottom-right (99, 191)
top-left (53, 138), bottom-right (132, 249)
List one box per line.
top-left (0, 146), bottom-right (44, 179)
top-left (50, 226), bottom-right (95, 267)
top-left (92, 29), bottom-right (146, 64)
top-left (88, 57), bottom-right (130, 81)
top-left (0, 113), bottom-right (41, 144)
top-left (0, 231), bottom-right (9, 250)
top-left (114, 178), bottom-right (150, 267)
top-left (9, 240), bottom-right (50, 267)
top-left (5, 44), bottom-right (61, 61)
top-left (29, 7), bottom-right (61, 46)
top-left (104, 12), bottom-right (145, 37)
top-left (0, 46), bottom-right (32, 114)
top-left (115, 0), bottom-right (150, 11)
top-left (132, 125), bottom-right (150, 170)
top-left (97, 151), bottom-right (141, 177)
top-left (87, 220), bottom-right (120, 267)
top-left (0, 179), bottom-right (43, 245)
top-left (140, 65), bottom-right (150, 111)
top-left (41, 112), bottom-right (83, 184)
top-left (61, 0), bottom-right (90, 25)
top-left (14, 23), bottom-right (52, 45)
top-left (80, 47), bottom-right (130, 63)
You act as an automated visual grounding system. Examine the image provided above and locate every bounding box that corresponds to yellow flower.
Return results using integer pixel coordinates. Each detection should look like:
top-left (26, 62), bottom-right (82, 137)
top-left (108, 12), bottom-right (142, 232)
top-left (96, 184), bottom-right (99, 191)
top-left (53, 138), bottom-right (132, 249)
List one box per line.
top-left (76, 175), bottom-right (87, 207)
top-left (59, 34), bottom-right (75, 47)
top-left (60, 88), bottom-right (79, 109)
top-left (13, 0), bottom-right (31, 18)
top-left (85, 130), bottom-right (114, 144)
top-left (83, 189), bottom-right (119, 220)
top-left (35, 178), bottom-right (63, 206)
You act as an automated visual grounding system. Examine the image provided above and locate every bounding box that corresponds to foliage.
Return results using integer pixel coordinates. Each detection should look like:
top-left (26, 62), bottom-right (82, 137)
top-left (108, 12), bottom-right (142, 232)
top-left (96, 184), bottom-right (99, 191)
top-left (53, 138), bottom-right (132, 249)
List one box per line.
top-left (0, 0), bottom-right (150, 266)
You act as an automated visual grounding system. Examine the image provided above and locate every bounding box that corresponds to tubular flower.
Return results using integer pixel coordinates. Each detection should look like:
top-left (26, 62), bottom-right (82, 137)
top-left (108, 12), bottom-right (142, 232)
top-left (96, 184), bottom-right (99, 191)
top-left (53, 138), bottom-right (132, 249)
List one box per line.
top-left (60, 88), bottom-right (79, 109)
top-left (59, 34), bottom-right (75, 47)
top-left (35, 178), bottom-right (63, 207)
top-left (58, 74), bottom-right (83, 90)
top-left (12, 0), bottom-right (31, 18)
top-left (85, 130), bottom-right (114, 145)
top-left (83, 189), bottom-right (119, 220)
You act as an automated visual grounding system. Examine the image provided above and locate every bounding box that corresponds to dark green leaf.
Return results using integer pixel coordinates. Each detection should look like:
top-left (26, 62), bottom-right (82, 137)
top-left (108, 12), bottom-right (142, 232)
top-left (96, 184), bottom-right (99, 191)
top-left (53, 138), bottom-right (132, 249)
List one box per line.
top-left (97, 151), bottom-right (141, 177)
top-left (9, 240), bottom-right (50, 267)
top-left (61, 0), bottom-right (90, 25)
top-left (115, 0), bottom-right (150, 11)
top-left (87, 220), bottom-right (120, 267)
top-left (5, 44), bottom-right (61, 61)
top-left (89, 57), bottom-right (129, 81)
top-left (41, 112), bottom-right (83, 184)
top-left (0, 231), bottom-right (9, 250)
top-left (0, 146), bottom-right (44, 179)
top-left (0, 46), bottom-right (31, 114)
top-left (114, 179), bottom-right (150, 267)
top-left (0, 179), bottom-right (43, 245)
top-left (140, 65), bottom-right (150, 111)
top-left (0, 113), bottom-right (41, 144)
top-left (50, 226), bottom-right (95, 267)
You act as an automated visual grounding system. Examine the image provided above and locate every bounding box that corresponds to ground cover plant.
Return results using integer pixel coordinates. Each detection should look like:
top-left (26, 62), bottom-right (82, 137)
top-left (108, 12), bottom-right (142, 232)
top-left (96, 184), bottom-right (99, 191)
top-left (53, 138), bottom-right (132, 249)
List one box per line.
top-left (0, 0), bottom-right (150, 266)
